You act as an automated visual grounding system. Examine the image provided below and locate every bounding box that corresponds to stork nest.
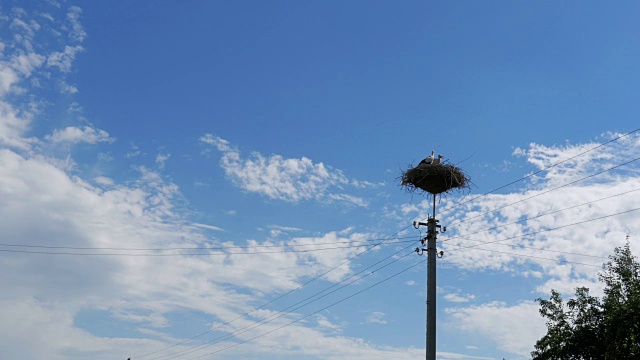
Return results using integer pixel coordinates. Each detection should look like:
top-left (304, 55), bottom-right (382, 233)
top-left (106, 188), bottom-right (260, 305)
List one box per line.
top-left (400, 162), bottom-right (471, 195)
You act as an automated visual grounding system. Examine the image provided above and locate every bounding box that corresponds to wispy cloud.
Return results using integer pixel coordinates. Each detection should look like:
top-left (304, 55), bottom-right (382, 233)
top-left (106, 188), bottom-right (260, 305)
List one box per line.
top-left (365, 311), bottom-right (387, 325)
top-left (155, 152), bottom-right (170, 169)
top-left (0, 4), bottom-right (88, 152)
top-left (66, 6), bottom-right (87, 42)
top-left (93, 176), bottom-right (114, 186)
top-left (46, 126), bottom-right (113, 144)
top-left (47, 45), bottom-right (83, 73)
top-left (444, 292), bottom-right (476, 303)
top-left (191, 222), bottom-right (224, 231)
top-left (200, 134), bottom-right (370, 206)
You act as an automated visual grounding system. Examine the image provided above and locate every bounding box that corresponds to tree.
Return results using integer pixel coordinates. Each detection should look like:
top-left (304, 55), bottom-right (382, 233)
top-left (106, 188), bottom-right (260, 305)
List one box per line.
top-left (532, 243), bottom-right (640, 359)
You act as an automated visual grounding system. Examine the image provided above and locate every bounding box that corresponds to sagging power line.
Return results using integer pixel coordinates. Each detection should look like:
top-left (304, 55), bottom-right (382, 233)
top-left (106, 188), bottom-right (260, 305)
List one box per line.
top-left (132, 226), bottom-right (413, 359)
top-left (0, 239), bottom-right (417, 257)
top-left (436, 127), bottom-right (640, 217)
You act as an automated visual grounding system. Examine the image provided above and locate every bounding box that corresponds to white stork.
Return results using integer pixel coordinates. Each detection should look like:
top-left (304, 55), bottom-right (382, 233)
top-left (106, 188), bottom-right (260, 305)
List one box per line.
top-left (432, 154), bottom-right (443, 165)
top-left (419, 150), bottom-right (435, 166)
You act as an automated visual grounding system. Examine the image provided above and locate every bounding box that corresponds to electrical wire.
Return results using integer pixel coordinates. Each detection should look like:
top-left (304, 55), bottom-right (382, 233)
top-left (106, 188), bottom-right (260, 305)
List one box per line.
top-left (444, 156), bottom-right (640, 229)
top-left (439, 187), bottom-right (640, 242)
top-left (156, 245), bottom-right (419, 360)
top-left (133, 225), bottom-right (413, 359)
top-left (154, 243), bottom-right (418, 359)
top-left (445, 244), bottom-right (602, 268)
top-left (0, 235), bottom-right (416, 251)
top-left (165, 240), bottom-right (606, 360)
top-left (436, 128), bottom-right (640, 217)
top-left (181, 257), bottom-right (427, 360)
top-left (441, 236), bottom-right (608, 260)
top-left (0, 239), bottom-right (417, 257)
top-left (439, 207), bottom-right (640, 254)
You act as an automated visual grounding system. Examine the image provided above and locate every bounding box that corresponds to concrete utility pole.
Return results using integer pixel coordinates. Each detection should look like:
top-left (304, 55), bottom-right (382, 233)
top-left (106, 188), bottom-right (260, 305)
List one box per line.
top-left (402, 150), bottom-right (467, 359)
top-left (415, 195), bottom-right (443, 360)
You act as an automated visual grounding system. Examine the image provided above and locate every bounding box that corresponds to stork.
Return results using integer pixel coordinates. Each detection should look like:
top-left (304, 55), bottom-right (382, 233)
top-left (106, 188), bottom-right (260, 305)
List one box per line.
top-left (432, 154), bottom-right (443, 165)
top-left (419, 150), bottom-right (435, 166)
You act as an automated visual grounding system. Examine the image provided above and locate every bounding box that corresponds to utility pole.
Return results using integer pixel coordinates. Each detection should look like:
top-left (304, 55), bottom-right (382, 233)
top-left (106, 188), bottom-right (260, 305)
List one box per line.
top-left (414, 195), bottom-right (444, 360)
top-left (402, 149), bottom-right (467, 359)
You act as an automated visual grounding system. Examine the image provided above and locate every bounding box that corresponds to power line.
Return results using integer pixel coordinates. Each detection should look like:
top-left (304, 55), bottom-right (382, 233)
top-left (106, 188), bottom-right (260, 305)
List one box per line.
top-left (156, 245), bottom-right (419, 360)
top-left (441, 236), bottom-right (608, 260)
top-left (178, 211), bottom-right (625, 360)
top-left (182, 257), bottom-right (427, 360)
top-left (163, 220), bottom-right (615, 360)
top-left (436, 128), bottom-right (640, 217)
top-left (0, 235), bottom-right (416, 252)
top-left (133, 225), bottom-right (413, 359)
top-left (446, 244), bottom-right (602, 268)
top-left (445, 156), bottom-right (640, 229)
top-left (153, 243), bottom-right (419, 359)
top-left (439, 187), bottom-right (640, 242)
top-left (0, 239), bottom-right (417, 257)
top-left (440, 207), bottom-right (640, 253)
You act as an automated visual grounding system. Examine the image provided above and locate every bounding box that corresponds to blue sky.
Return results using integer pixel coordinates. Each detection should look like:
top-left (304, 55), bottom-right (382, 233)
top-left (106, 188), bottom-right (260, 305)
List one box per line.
top-left (1, 1), bottom-right (639, 359)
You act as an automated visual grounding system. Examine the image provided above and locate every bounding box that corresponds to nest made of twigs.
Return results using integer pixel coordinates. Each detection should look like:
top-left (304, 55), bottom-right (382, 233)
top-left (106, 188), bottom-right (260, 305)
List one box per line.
top-left (400, 162), bottom-right (471, 195)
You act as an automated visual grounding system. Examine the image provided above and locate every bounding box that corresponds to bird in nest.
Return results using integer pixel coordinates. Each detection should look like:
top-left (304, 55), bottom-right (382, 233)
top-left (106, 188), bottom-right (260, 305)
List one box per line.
top-left (419, 150), bottom-right (443, 166)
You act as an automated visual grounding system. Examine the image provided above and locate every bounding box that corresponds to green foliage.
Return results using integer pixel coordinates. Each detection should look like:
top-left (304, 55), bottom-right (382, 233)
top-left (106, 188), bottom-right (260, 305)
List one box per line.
top-left (532, 243), bottom-right (640, 360)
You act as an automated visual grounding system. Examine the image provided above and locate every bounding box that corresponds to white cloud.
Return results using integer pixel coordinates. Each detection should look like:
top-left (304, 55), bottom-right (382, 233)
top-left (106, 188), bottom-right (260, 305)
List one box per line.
top-left (0, 100), bottom-right (37, 150)
top-left (0, 5), bottom-right (89, 152)
top-left (155, 152), bottom-right (170, 169)
top-left (10, 52), bottom-right (46, 78)
top-left (0, 37), bottom-right (46, 150)
top-left (59, 80), bottom-right (78, 94)
top-left (287, 229), bottom-right (370, 282)
top-left (46, 126), bottom-right (113, 144)
top-left (444, 292), bottom-right (476, 303)
top-left (314, 314), bottom-right (344, 331)
top-left (94, 176), bottom-right (114, 186)
top-left (269, 225), bottom-right (303, 232)
top-left (200, 134), bottom-right (369, 206)
top-left (365, 311), bottom-right (387, 325)
top-left (351, 179), bottom-right (384, 188)
top-left (328, 193), bottom-right (369, 207)
top-left (406, 280), bottom-right (416, 286)
top-left (191, 222), bottom-right (224, 232)
top-left (47, 45), bottom-right (83, 73)
top-left (535, 277), bottom-right (603, 298)
top-left (447, 301), bottom-right (545, 358)
top-left (66, 6), bottom-right (86, 42)
top-left (401, 203), bottom-right (420, 215)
